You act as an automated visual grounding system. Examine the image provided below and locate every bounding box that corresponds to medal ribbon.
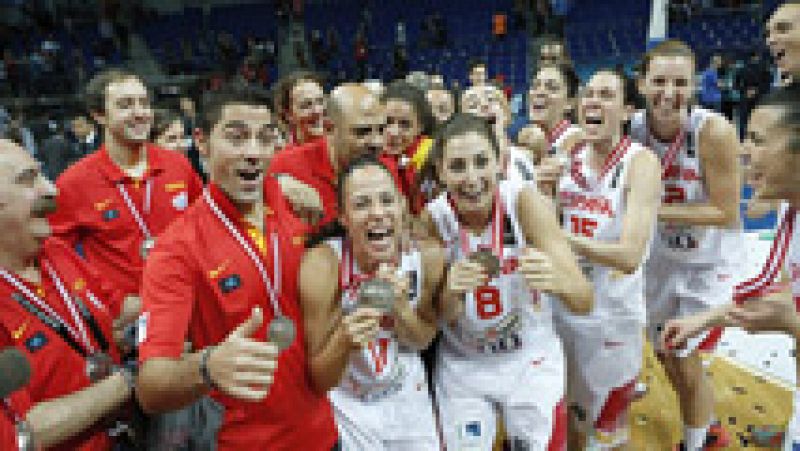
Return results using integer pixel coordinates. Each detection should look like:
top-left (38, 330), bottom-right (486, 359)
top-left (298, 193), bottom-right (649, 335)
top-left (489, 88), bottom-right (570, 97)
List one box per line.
top-left (204, 189), bottom-right (283, 317)
top-left (117, 179), bottom-right (153, 241)
top-left (456, 190), bottom-right (504, 261)
top-left (0, 263), bottom-right (108, 356)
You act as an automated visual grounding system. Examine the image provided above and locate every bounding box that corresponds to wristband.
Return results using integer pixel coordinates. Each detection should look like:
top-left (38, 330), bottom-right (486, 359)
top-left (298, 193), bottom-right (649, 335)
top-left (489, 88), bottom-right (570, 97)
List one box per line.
top-left (199, 346), bottom-right (218, 389)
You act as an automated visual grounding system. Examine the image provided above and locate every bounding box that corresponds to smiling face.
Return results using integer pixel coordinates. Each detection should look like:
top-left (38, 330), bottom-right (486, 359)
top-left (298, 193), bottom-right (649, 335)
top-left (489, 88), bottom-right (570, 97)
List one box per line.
top-left (528, 66), bottom-right (571, 130)
top-left (437, 131), bottom-right (499, 219)
top-left (384, 99), bottom-right (421, 156)
top-left (579, 71), bottom-right (626, 145)
top-left (95, 77), bottom-right (153, 146)
top-left (639, 55), bottom-right (695, 126)
top-left (767, 4), bottom-right (800, 78)
top-left (461, 85), bottom-right (509, 140)
top-left (340, 164), bottom-right (404, 269)
top-left (0, 140), bottom-right (57, 260)
top-left (746, 105), bottom-right (800, 201)
top-left (289, 80), bottom-right (325, 143)
top-left (197, 103), bottom-right (280, 209)
top-left (330, 88), bottom-right (386, 171)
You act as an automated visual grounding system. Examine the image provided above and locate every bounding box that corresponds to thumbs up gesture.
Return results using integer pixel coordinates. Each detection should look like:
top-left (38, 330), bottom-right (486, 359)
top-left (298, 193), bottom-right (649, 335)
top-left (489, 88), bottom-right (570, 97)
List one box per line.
top-left (205, 307), bottom-right (279, 401)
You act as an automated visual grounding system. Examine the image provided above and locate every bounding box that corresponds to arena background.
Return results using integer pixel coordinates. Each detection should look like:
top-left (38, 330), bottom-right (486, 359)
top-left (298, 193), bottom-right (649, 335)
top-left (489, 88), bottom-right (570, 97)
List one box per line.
top-left (0, 0), bottom-right (791, 448)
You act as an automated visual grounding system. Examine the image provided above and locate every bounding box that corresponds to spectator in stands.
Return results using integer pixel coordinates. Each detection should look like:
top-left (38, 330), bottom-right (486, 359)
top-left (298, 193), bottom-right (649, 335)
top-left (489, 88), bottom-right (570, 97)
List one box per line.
top-left (736, 51), bottom-right (772, 137)
top-left (426, 85), bottom-right (455, 126)
top-left (538, 35), bottom-right (569, 68)
top-left (68, 113), bottom-right (100, 157)
top-left (718, 55), bottom-right (738, 121)
top-left (39, 120), bottom-right (71, 181)
top-left (152, 108), bottom-right (189, 155)
top-left (468, 59), bottom-right (488, 87)
top-left (699, 54), bottom-right (723, 112)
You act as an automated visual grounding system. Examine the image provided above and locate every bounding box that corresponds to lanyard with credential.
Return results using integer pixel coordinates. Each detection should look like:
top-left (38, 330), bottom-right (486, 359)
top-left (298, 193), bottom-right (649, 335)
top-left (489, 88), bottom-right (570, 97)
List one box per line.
top-left (117, 179), bottom-right (155, 258)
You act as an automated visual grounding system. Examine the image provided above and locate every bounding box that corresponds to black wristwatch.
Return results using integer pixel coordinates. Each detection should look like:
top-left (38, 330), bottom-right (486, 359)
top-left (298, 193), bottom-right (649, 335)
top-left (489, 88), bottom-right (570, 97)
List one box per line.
top-left (199, 346), bottom-right (218, 389)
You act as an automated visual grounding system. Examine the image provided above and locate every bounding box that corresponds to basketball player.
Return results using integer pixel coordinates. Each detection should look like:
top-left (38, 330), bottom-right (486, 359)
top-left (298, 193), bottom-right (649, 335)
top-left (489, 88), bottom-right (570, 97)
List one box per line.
top-left (420, 113), bottom-right (593, 450)
top-left (630, 40), bottom-right (741, 450)
top-left (527, 63), bottom-right (583, 195)
top-left (557, 69), bottom-right (661, 449)
top-left (661, 85), bottom-right (800, 450)
top-left (299, 156), bottom-right (444, 449)
top-left (460, 84), bottom-right (538, 183)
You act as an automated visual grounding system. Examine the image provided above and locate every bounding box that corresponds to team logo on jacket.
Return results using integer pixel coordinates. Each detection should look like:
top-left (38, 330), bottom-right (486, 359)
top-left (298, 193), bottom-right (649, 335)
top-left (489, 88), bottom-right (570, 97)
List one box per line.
top-left (172, 191), bottom-right (189, 211)
top-left (102, 209), bottom-right (120, 221)
top-left (219, 274), bottom-right (242, 293)
top-left (25, 331), bottom-right (48, 352)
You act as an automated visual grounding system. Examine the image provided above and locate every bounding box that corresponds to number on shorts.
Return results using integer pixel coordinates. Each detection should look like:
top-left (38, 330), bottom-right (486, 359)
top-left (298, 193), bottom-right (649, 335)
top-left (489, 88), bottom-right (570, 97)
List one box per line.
top-left (475, 286), bottom-right (502, 320)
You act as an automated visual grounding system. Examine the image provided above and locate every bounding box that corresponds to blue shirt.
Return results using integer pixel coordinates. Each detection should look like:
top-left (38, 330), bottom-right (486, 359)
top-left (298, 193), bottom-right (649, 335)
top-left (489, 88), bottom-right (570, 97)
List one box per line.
top-left (700, 67), bottom-right (721, 104)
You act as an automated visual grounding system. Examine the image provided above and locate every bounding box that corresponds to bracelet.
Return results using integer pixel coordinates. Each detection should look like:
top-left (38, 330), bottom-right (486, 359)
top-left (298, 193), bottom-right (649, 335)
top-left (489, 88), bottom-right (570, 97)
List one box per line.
top-left (199, 346), bottom-right (218, 389)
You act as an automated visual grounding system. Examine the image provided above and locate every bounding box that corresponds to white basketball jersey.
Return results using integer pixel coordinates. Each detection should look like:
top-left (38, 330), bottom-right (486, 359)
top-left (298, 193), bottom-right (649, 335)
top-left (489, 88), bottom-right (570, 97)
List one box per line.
top-left (426, 179), bottom-right (556, 357)
top-left (630, 107), bottom-right (724, 265)
top-left (558, 137), bottom-right (649, 322)
top-left (327, 238), bottom-right (423, 400)
top-left (505, 145), bottom-right (537, 183)
top-left (548, 119), bottom-right (582, 164)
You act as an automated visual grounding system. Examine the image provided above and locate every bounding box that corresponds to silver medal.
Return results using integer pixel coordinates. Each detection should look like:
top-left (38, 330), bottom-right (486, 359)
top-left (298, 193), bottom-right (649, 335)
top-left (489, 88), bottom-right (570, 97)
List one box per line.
top-left (357, 279), bottom-right (396, 313)
top-left (140, 238), bottom-right (156, 259)
top-left (85, 352), bottom-right (113, 382)
top-left (268, 315), bottom-right (296, 351)
top-left (469, 249), bottom-right (501, 278)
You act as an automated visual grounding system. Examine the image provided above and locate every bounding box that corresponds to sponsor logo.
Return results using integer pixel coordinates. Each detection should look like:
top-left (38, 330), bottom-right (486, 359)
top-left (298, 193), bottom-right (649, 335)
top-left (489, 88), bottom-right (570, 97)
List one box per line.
top-left (25, 331), bottom-right (48, 352)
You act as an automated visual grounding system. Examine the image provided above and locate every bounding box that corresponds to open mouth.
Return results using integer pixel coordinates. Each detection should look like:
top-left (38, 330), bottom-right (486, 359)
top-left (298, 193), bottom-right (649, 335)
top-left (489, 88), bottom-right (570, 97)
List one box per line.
top-left (367, 226), bottom-right (394, 242)
top-left (30, 196), bottom-right (57, 218)
top-left (584, 110), bottom-right (604, 126)
top-left (236, 167), bottom-right (263, 182)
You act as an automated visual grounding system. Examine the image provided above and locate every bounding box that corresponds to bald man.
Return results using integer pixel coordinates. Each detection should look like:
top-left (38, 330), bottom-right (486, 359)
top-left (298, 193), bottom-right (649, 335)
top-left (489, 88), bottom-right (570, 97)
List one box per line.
top-left (268, 84), bottom-right (387, 229)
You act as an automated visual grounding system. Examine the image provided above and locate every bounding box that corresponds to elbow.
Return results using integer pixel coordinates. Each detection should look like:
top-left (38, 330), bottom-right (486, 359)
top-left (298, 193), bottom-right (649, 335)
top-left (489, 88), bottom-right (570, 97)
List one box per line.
top-left (309, 363), bottom-right (337, 396)
top-left (618, 255), bottom-right (642, 275)
top-left (568, 285), bottom-right (594, 315)
top-left (135, 381), bottom-right (164, 415)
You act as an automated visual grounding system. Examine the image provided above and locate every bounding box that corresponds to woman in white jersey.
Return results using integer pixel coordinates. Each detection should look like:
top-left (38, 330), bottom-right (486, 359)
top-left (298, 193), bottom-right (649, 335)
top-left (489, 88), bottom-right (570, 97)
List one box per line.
top-left (557, 69), bottom-right (662, 449)
top-left (299, 156), bottom-right (445, 450)
top-left (419, 113), bottom-right (593, 450)
top-left (662, 85), bottom-right (800, 451)
top-left (630, 39), bottom-right (741, 451)
top-left (528, 63), bottom-right (584, 196)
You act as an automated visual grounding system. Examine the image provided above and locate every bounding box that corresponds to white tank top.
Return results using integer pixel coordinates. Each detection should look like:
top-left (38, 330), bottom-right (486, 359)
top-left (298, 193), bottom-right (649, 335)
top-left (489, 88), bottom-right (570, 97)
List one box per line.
top-left (629, 107), bottom-right (724, 265)
top-left (557, 137), bottom-right (650, 322)
top-left (733, 203), bottom-right (800, 308)
top-left (326, 238), bottom-right (423, 400)
top-left (505, 145), bottom-right (537, 184)
top-left (547, 119), bottom-right (582, 165)
top-left (426, 179), bottom-right (557, 357)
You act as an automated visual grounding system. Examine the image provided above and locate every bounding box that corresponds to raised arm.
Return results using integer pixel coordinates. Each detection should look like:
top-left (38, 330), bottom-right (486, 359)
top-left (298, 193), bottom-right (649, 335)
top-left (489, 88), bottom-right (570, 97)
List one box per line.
top-left (567, 150), bottom-right (662, 273)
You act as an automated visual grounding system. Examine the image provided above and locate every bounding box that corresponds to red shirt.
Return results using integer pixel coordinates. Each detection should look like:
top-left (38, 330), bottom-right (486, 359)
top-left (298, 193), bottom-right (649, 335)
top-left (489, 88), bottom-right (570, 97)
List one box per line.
top-left (138, 183), bottom-right (337, 451)
top-left (49, 144), bottom-right (203, 302)
top-left (0, 239), bottom-right (121, 451)
top-left (268, 137), bottom-right (338, 229)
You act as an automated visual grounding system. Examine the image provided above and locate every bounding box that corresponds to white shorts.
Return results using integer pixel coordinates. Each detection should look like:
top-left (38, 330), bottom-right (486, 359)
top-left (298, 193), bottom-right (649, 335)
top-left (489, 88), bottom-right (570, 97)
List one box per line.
top-left (329, 353), bottom-right (440, 451)
top-left (556, 316), bottom-right (642, 440)
top-left (434, 334), bottom-right (567, 451)
top-left (645, 257), bottom-right (733, 355)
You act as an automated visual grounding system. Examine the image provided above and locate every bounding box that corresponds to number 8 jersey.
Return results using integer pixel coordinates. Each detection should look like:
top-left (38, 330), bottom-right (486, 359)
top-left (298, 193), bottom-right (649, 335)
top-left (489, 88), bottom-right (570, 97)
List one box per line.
top-left (426, 179), bottom-right (558, 357)
top-left (558, 137), bottom-right (650, 321)
top-left (629, 107), bottom-right (724, 265)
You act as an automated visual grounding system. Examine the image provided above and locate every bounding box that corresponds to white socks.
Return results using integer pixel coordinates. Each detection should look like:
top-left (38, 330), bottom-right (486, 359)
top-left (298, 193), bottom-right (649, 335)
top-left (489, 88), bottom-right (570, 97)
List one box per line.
top-left (684, 424), bottom-right (710, 450)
